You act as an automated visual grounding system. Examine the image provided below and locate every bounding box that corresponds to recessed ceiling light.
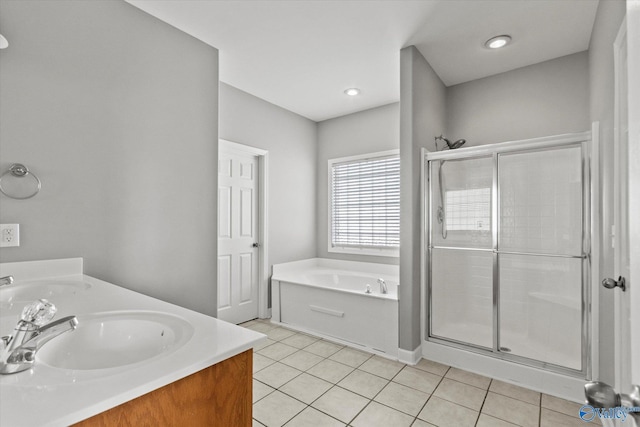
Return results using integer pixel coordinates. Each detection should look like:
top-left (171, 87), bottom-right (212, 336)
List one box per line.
top-left (485, 35), bottom-right (512, 49)
top-left (344, 88), bottom-right (360, 96)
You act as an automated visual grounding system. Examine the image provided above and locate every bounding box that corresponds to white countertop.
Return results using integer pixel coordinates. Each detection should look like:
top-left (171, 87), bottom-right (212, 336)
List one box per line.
top-left (0, 259), bottom-right (265, 427)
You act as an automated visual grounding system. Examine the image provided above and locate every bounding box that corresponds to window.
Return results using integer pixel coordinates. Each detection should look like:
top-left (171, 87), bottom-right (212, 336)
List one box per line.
top-left (445, 188), bottom-right (491, 231)
top-left (329, 150), bottom-right (400, 256)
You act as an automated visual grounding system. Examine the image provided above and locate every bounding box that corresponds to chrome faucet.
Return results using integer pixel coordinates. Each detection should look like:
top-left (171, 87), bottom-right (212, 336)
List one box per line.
top-left (0, 275), bottom-right (14, 286)
top-left (377, 278), bottom-right (388, 294)
top-left (0, 299), bottom-right (78, 374)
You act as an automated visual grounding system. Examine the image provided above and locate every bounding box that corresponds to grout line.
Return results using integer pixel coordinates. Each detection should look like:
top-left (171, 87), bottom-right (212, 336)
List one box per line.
top-left (439, 375), bottom-right (490, 391)
top-left (473, 378), bottom-right (492, 427)
top-left (538, 400), bottom-right (542, 427)
top-left (414, 393), bottom-right (433, 425)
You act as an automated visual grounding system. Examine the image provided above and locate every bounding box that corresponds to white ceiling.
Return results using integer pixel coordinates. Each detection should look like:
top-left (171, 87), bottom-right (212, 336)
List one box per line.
top-left (126, 0), bottom-right (599, 122)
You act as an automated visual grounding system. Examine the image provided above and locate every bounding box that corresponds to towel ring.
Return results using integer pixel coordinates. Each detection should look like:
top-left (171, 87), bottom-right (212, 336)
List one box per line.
top-left (0, 163), bottom-right (42, 200)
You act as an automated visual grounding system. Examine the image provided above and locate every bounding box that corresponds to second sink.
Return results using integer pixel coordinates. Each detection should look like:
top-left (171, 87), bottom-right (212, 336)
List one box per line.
top-left (37, 311), bottom-right (194, 370)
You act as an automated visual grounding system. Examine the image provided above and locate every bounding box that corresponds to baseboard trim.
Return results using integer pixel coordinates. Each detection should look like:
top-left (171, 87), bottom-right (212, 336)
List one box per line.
top-left (398, 345), bottom-right (422, 365)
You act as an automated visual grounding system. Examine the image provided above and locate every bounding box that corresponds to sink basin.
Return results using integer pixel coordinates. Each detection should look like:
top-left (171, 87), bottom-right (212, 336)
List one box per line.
top-left (37, 311), bottom-right (194, 370)
top-left (0, 281), bottom-right (91, 304)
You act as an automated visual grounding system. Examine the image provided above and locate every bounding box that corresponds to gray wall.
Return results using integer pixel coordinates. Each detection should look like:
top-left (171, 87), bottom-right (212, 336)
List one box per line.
top-left (219, 83), bottom-right (317, 267)
top-left (588, 0), bottom-right (626, 385)
top-left (316, 103), bottom-right (399, 264)
top-left (399, 46), bottom-right (447, 352)
top-left (0, 1), bottom-right (220, 316)
top-left (446, 51), bottom-right (590, 146)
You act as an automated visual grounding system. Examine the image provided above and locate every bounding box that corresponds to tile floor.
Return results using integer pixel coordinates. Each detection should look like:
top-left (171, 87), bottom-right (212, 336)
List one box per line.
top-left (242, 319), bottom-right (597, 427)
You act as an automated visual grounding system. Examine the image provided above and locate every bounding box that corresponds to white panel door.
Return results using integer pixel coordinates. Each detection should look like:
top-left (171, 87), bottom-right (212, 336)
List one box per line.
top-left (628, 0), bottom-right (640, 389)
top-left (613, 18), bottom-right (633, 401)
top-left (217, 149), bottom-right (259, 324)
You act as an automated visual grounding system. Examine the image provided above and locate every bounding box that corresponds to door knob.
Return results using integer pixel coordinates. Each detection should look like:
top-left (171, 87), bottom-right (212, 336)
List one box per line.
top-left (584, 382), bottom-right (640, 423)
top-left (252, 243), bottom-right (260, 248)
top-left (602, 276), bottom-right (626, 291)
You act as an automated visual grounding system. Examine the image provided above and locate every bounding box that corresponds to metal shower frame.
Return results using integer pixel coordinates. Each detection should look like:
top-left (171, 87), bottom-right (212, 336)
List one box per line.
top-left (424, 131), bottom-right (593, 379)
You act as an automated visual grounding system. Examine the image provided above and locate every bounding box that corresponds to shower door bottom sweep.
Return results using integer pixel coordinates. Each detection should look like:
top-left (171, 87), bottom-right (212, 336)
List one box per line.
top-left (426, 133), bottom-right (590, 377)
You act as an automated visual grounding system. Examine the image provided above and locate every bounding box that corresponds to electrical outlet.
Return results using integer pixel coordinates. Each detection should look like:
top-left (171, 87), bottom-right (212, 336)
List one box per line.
top-left (0, 224), bottom-right (20, 247)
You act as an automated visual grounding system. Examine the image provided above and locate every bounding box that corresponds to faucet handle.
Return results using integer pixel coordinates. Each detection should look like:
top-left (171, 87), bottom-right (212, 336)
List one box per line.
top-left (21, 299), bottom-right (57, 326)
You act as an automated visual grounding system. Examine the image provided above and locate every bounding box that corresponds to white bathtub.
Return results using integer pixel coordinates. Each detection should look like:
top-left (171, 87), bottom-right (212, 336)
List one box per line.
top-left (271, 258), bottom-right (399, 357)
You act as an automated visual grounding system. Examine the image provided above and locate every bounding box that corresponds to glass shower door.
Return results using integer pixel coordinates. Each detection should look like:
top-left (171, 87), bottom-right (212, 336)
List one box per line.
top-left (498, 146), bottom-right (584, 370)
top-left (430, 157), bottom-right (494, 349)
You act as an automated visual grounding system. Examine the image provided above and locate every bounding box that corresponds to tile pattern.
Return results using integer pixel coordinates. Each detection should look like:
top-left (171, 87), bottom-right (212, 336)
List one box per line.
top-left (244, 320), bottom-right (588, 427)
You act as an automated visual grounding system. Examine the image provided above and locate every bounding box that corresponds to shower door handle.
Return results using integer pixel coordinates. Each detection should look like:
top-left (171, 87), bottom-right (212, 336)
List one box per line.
top-left (602, 276), bottom-right (626, 291)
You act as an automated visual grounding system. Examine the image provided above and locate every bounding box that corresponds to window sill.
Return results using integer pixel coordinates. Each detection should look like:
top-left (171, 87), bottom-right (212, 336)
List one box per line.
top-left (328, 246), bottom-right (399, 258)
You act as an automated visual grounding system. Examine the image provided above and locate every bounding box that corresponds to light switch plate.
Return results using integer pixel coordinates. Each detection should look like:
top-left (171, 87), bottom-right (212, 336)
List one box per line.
top-left (0, 224), bottom-right (20, 247)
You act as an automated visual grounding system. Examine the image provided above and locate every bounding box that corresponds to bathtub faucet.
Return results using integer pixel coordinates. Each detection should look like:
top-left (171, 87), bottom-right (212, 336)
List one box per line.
top-left (377, 278), bottom-right (388, 294)
top-left (0, 275), bottom-right (14, 286)
top-left (0, 299), bottom-right (78, 374)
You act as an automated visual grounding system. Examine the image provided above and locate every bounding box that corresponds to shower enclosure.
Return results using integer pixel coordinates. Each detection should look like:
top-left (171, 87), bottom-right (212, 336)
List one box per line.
top-left (425, 132), bottom-right (591, 377)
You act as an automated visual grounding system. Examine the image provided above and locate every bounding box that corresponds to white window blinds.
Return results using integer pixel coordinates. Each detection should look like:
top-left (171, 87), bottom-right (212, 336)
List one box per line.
top-left (330, 154), bottom-right (400, 249)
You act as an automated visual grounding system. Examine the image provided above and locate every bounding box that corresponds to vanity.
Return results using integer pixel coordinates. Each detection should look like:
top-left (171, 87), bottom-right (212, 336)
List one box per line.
top-left (0, 258), bottom-right (265, 427)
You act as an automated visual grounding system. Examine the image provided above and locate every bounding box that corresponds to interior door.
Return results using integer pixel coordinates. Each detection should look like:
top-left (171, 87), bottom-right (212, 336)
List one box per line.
top-left (217, 149), bottom-right (259, 324)
top-left (628, 0), bottom-right (640, 390)
top-left (613, 18), bottom-right (631, 400)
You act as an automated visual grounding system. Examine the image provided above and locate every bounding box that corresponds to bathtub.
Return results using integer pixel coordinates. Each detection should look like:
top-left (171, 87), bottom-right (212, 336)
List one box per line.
top-left (271, 258), bottom-right (399, 357)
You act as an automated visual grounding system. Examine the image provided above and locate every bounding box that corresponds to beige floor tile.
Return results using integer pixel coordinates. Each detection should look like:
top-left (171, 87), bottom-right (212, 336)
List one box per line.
top-left (240, 319), bottom-right (259, 327)
top-left (254, 338), bottom-right (276, 351)
top-left (351, 401), bottom-right (414, 427)
top-left (307, 359), bottom-right (354, 383)
top-left (281, 333), bottom-right (320, 349)
top-left (266, 327), bottom-right (297, 341)
top-left (540, 408), bottom-right (596, 426)
top-left (254, 362), bottom-right (303, 389)
top-left (253, 418), bottom-right (266, 427)
top-left (280, 372), bottom-right (333, 405)
top-left (358, 355), bottom-right (406, 380)
top-left (248, 322), bottom-right (278, 333)
top-left (304, 340), bottom-right (344, 358)
top-left (258, 342), bottom-right (299, 361)
top-left (280, 349), bottom-right (324, 371)
top-left (253, 353), bottom-right (276, 373)
top-left (445, 367), bottom-right (491, 390)
top-left (393, 366), bottom-right (443, 394)
top-left (329, 346), bottom-right (372, 368)
top-left (374, 381), bottom-right (430, 416)
top-left (253, 390), bottom-right (306, 427)
top-left (541, 394), bottom-right (584, 418)
top-left (482, 392), bottom-right (540, 427)
top-left (433, 378), bottom-right (487, 411)
top-left (414, 358), bottom-right (450, 376)
top-left (418, 396), bottom-right (479, 427)
top-left (411, 419), bottom-right (437, 427)
top-left (253, 379), bottom-right (275, 403)
top-left (311, 386), bottom-right (369, 424)
top-left (489, 380), bottom-right (541, 406)
top-left (285, 407), bottom-right (345, 427)
top-left (476, 413), bottom-right (519, 427)
top-left (337, 369), bottom-right (389, 399)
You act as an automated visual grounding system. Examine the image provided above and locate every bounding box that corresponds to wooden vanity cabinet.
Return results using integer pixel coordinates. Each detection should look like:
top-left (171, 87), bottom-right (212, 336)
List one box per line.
top-left (74, 350), bottom-right (252, 427)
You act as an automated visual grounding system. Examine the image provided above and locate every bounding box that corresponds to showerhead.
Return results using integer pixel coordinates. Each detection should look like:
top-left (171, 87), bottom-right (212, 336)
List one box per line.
top-left (449, 139), bottom-right (466, 149)
top-left (435, 135), bottom-right (466, 150)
